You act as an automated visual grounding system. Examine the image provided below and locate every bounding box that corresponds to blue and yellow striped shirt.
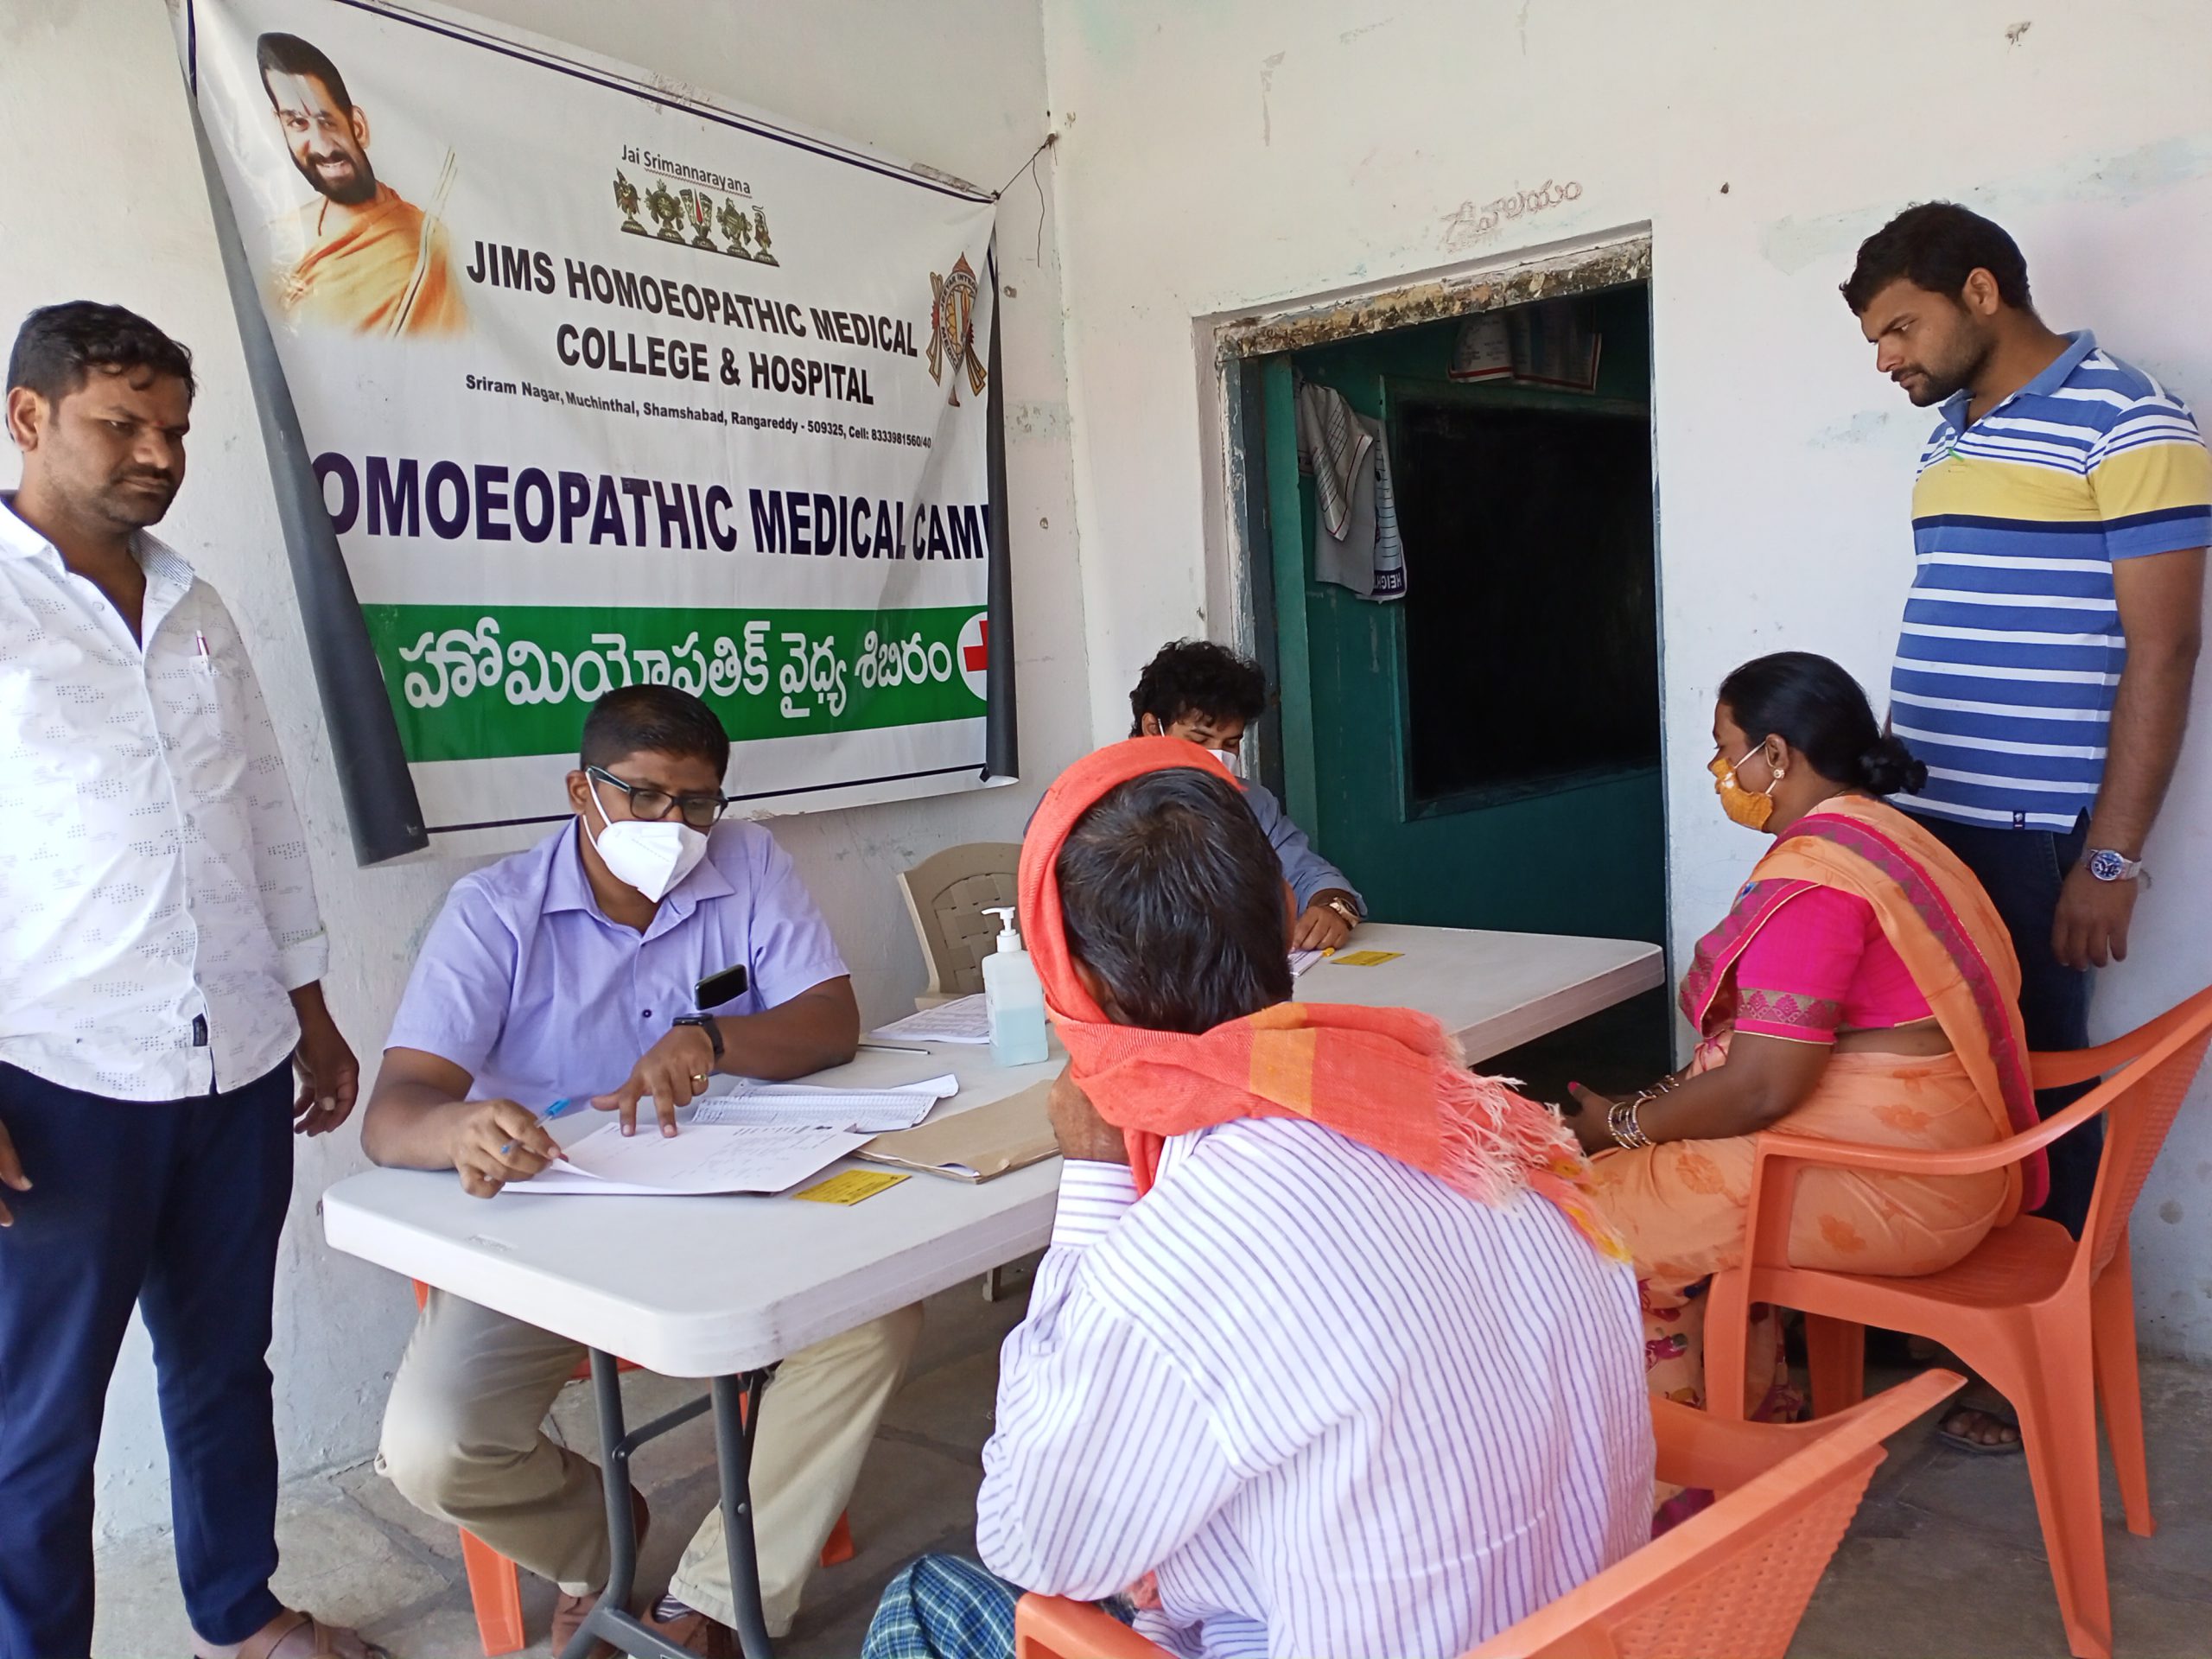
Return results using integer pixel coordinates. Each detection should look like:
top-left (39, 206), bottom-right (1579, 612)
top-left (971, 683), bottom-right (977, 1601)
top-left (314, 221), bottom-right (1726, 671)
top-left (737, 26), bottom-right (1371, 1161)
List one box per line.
top-left (1891, 331), bottom-right (2212, 830)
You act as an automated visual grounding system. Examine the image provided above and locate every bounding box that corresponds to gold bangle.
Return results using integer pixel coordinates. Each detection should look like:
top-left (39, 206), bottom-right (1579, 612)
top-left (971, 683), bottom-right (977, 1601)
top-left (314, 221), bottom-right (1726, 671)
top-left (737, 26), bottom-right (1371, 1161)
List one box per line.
top-left (1606, 1096), bottom-right (1652, 1151)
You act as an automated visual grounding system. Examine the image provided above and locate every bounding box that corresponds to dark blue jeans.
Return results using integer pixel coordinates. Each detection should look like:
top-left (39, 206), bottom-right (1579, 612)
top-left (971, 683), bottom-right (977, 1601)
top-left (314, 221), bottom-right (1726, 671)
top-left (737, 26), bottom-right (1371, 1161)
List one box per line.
top-left (0, 1061), bottom-right (294, 1658)
top-left (1908, 812), bottom-right (2100, 1236)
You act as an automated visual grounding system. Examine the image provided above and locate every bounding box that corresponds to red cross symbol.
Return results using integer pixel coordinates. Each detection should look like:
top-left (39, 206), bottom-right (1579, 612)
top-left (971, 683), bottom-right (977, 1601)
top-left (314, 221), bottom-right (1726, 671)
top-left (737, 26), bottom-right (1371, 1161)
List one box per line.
top-left (963, 620), bottom-right (989, 673)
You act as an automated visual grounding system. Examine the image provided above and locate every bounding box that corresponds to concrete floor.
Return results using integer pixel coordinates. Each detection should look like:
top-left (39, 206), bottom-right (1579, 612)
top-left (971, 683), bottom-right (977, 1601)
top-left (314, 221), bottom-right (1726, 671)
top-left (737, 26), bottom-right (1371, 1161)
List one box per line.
top-left (95, 1269), bottom-right (2212, 1658)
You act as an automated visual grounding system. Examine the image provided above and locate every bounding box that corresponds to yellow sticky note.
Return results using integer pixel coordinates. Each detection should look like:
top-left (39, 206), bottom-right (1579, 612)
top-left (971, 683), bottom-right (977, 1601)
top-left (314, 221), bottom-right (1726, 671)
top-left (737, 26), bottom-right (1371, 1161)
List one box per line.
top-left (1328, 950), bottom-right (1404, 968)
top-left (794, 1169), bottom-right (910, 1205)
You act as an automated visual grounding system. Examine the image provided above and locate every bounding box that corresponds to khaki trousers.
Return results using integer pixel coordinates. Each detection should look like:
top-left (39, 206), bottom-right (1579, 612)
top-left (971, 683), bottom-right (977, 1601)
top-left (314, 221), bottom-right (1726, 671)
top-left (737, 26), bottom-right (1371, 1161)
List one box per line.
top-left (378, 1290), bottom-right (922, 1636)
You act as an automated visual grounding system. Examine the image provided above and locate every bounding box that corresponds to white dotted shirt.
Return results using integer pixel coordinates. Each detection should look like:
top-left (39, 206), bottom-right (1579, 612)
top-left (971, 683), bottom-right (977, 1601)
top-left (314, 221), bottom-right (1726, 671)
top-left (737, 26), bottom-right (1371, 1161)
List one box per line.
top-left (0, 498), bottom-right (327, 1101)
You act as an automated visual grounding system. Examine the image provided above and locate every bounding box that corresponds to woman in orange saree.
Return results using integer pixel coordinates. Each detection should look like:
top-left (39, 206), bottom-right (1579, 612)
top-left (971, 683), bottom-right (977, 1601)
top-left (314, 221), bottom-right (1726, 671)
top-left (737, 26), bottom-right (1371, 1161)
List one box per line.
top-left (1565, 653), bottom-right (2044, 1440)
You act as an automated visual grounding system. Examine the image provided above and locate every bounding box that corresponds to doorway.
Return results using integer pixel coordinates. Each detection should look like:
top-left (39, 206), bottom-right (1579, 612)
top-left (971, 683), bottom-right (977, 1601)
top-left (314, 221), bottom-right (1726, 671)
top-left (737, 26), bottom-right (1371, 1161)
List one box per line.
top-left (1230, 262), bottom-right (1669, 1087)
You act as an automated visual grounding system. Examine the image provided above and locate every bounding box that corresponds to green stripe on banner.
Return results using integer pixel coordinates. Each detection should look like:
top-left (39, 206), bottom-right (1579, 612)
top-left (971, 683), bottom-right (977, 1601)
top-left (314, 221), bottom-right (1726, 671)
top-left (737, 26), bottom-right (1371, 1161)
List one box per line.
top-left (363, 603), bottom-right (989, 762)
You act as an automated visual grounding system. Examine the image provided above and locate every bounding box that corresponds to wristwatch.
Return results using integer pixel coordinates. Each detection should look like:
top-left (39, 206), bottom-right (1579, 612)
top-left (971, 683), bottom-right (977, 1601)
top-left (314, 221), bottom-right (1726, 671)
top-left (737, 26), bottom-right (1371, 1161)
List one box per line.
top-left (1323, 895), bottom-right (1359, 925)
top-left (2084, 849), bottom-right (2149, 886)
top-left (671, 1013), bottom-right (724, 1063)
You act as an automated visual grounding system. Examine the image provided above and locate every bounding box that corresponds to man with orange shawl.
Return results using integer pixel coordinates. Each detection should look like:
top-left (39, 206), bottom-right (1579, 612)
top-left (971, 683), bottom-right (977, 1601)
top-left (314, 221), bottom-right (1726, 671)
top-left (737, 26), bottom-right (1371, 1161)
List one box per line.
top-left (862, 740), bottom-right (1649, 1659)
top-left (256, 34), bottom-right (466, 340)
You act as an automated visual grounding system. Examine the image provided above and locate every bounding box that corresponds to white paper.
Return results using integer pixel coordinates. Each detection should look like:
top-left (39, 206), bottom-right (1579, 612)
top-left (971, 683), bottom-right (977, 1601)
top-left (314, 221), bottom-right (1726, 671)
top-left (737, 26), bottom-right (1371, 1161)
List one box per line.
top-left (527, 1122), bottom-right (868, 1196)
top-left (868, 995), bottom-right (991, 1046)
top-left (1289, 950), bottom-right (1324, 977)
top-left (690, 1073), bottom-right (955, 1132)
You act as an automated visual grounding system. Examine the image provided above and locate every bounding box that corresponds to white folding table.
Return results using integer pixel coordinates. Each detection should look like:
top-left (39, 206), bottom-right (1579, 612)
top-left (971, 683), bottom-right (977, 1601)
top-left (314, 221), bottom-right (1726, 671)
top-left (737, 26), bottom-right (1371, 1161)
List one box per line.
top-left (320, 924), bottom-right (1662, 1658)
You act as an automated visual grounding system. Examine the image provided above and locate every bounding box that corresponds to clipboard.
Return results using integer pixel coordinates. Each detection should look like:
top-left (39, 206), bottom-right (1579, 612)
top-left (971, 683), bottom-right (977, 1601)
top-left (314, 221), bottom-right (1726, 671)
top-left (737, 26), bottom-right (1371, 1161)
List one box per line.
top-left (858, 1081), bottom-right (1057, 1183)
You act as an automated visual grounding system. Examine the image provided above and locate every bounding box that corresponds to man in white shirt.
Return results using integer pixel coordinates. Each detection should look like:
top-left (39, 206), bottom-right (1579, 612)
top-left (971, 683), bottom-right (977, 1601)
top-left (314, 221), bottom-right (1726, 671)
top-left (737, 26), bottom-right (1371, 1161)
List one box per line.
top-left (0, 302), bottom-right (372, 1659)
top-left (863, 752), bottom-right (1650, 1659)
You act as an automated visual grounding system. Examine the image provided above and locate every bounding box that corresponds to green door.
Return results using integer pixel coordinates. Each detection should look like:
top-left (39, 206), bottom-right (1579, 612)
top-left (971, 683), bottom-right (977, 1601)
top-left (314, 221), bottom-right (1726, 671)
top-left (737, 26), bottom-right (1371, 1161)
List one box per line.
top-left (1255, 291), bottom-right (1667, 958)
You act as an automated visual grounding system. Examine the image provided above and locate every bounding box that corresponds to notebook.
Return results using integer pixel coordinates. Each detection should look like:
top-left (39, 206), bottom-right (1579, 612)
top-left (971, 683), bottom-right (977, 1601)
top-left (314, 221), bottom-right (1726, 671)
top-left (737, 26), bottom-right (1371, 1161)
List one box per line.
top-left (858, 1081), bottom-right (1058, 1183)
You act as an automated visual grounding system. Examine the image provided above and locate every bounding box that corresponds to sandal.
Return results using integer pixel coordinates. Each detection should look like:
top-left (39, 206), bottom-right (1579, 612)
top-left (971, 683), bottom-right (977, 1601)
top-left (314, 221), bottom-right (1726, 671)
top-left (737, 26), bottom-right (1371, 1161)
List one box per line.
top-left (203, 1608), bottom-right (391, 1659)
top-left (1936, 1402), bottom-right (2023, 1456)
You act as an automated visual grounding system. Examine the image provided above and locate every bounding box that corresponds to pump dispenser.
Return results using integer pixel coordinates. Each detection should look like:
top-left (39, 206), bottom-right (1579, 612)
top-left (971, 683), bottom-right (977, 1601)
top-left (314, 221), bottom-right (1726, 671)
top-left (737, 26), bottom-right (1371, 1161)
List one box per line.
top-left (980, 905), bottom-right (1049, 1066)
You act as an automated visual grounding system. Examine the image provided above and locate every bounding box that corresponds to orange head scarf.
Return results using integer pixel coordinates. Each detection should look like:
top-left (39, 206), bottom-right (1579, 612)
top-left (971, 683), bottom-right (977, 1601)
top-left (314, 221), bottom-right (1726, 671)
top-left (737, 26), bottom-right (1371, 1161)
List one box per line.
top-left (1017, 737), bottom-right (1624, 1257)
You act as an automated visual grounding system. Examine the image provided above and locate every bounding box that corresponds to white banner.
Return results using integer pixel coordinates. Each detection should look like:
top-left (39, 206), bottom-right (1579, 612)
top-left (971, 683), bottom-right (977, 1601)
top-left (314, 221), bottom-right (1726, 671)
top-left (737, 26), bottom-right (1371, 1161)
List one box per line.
top-left (181, 0), bottom-right (1002, 845)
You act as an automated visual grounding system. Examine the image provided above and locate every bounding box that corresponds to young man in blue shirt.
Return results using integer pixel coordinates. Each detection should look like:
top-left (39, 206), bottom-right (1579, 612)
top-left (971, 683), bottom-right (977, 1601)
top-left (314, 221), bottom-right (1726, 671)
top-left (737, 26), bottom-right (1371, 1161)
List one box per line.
top-left (1128, 640), bottom-right (1365, 951)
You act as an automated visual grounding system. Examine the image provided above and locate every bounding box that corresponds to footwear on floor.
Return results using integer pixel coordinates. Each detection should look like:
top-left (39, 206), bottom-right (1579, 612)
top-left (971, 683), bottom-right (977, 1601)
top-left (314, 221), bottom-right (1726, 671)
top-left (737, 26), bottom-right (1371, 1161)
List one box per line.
top-left (199, 1608), bottom-right (391, 1659)
top-left (639, 1601), bottom-right (736, 1658)
top-left (550, 1487), bottom-right (653, 1656)
top-left (1936, 1402), bottom-right (2024, 1456)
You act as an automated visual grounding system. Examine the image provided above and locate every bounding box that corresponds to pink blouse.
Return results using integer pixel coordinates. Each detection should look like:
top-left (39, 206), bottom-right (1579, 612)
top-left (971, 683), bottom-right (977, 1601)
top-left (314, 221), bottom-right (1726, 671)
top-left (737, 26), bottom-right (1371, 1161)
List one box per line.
top-left (1731, 885), bottom-right (1933, 1044)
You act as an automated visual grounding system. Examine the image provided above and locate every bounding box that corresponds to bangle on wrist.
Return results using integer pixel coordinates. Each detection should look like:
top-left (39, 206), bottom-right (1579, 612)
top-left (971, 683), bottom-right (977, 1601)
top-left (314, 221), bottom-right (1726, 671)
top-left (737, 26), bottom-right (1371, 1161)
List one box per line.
top-left (1606, 1095), bottom-right (1654, 1151)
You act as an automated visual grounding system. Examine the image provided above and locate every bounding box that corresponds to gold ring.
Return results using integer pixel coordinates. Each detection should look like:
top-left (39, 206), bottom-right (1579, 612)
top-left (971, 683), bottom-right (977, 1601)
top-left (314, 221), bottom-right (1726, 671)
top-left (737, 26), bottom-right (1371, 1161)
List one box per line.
top-left (690, 1073), bottom-right (709, 1087)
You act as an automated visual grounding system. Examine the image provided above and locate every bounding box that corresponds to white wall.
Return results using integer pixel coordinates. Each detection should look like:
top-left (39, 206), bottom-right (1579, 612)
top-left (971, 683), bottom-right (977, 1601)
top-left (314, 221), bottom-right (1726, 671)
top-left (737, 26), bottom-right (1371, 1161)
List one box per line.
top-left (1037, 0), bottom-right (2212, 1357)
top-left (0, 0), bottom-right (1077, 1535)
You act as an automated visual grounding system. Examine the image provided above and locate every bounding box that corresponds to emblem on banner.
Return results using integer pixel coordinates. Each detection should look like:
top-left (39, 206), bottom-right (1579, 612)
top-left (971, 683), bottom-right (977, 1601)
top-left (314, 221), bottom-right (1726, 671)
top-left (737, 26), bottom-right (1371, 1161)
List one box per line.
top-left (645, 181), bottom-right (686, 242)
top-left (613, 170), bottom-right (647, 236)
top-left (680, 188), bottom-right (719, 251)
top-left (610, 156), bottom-right (779, 264)
top-left (957, 612), bottom-right (992, 701)
top-left (927, 255), bottom-right (988, 407)
top-left (718, 197), bottom-right (756, 258)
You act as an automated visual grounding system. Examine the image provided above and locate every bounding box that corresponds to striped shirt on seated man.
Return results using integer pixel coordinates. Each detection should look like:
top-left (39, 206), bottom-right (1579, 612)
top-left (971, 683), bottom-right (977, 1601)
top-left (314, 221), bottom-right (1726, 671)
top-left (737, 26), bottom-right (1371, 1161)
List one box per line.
top-left (1847, 202), bottom-right (2210, 1243)
top-left (862, 743), bottom-right (1649, 1659)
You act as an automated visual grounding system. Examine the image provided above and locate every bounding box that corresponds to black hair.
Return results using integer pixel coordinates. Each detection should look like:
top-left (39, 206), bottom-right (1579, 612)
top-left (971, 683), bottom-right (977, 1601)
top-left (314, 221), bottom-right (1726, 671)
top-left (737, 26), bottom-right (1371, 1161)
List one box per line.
top-left (1841, 201), bottom-right (2032, 315)
top-left (1128, 639), bottom-right (1268, 737)
top-left (580, 684), bottom-right (730, 777)
top-left (257, 32), bottom-right (355, 111)
top-left (1718, 652), bottom-right (1927, 798)
top-left (6, 302), bottom-right (195, 405)
top-left (1055, 767), bottom-right (1293, 1033)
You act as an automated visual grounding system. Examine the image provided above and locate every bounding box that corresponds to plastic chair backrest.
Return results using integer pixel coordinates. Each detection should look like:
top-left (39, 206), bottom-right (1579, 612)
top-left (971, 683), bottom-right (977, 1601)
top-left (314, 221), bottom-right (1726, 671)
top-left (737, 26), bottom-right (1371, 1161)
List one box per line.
top-left (1467, 1370), bottom-right (1963, 1659)
top-left (898, 842), bottom-right (1022, 999)
top-left (2077, 991), bottom-right (2212, 1280)
top-left (1017, 1374), bottom-right (1963, 1659)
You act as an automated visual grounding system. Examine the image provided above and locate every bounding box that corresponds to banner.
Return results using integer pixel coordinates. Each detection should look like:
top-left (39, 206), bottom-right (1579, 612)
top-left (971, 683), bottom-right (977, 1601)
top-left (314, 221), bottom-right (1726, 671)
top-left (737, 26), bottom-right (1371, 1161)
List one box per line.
top-left (180, 0), bottom-right (1007, 857)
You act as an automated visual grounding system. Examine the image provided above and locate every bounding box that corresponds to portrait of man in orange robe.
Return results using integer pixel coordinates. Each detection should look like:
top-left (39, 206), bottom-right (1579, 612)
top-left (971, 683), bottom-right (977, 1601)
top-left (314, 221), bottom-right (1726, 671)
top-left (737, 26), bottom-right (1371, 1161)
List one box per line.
top-left (256, 32), bottom-right (467, 339)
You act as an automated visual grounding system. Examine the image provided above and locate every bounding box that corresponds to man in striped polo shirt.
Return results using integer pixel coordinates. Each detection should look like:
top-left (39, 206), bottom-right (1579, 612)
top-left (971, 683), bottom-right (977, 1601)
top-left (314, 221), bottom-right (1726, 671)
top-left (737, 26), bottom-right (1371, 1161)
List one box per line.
top-left (1845, 203), bottom-right (2209, 1253)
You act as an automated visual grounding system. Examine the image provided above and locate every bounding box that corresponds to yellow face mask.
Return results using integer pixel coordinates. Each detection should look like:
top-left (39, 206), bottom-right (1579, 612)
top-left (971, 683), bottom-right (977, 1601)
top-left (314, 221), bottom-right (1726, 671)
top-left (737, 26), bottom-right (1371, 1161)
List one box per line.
top-left (1710, 746), bottom-right (1782, 832)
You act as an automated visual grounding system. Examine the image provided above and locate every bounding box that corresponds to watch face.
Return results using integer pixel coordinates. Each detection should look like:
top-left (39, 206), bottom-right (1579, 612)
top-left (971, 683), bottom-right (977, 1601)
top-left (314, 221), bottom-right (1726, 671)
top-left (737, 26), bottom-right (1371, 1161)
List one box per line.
top-left (2088, 849), bottom-right (2128, 882)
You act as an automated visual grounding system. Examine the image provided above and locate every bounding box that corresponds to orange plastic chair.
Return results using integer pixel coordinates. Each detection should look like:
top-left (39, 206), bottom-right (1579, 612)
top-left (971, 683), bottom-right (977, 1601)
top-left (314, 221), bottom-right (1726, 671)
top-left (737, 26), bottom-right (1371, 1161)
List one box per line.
top-left (1703, 982), bottom-right (2212, 1659)
top-left (1014, 1370), bottom-right (1963, 1659)
top-left (408, 1281), bottom-right (855, 1655)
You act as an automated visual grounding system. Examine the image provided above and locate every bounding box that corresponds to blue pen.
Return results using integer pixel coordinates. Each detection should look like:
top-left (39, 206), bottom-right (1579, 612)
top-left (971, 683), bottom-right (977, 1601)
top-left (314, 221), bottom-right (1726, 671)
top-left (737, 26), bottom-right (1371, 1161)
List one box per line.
top-left (500, 1096), bottom-right (579, 1157)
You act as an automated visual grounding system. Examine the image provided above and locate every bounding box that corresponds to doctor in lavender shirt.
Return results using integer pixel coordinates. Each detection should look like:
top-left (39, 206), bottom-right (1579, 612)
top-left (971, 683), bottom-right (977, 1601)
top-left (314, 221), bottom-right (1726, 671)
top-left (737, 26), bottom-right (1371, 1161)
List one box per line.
top-left (361, 683), bottom-right (922, 1654)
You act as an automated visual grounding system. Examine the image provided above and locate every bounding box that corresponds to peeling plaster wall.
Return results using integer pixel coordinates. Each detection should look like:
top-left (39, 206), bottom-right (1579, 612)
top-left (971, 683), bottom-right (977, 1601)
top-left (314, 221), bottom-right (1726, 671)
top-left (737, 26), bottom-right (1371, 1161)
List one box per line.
top-left (1039, 0), bottom-right (2212, 1357)
top-left (1, 0), bottom-right (1076, 1536)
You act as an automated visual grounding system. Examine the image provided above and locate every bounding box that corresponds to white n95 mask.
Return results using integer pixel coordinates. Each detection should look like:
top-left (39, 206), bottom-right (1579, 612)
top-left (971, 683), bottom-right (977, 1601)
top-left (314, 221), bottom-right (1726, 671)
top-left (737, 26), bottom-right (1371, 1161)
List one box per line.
top-left (1206, 747), bottom-right (1243, 779)
top-left (588, 779), bottom-right (708, 902)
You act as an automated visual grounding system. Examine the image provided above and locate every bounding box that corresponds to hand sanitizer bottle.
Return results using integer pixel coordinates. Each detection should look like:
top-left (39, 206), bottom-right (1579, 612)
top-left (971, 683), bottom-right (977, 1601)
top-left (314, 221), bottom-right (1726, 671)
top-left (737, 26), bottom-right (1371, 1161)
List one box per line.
top-left (981, 906), bottom-right (1049, 1066)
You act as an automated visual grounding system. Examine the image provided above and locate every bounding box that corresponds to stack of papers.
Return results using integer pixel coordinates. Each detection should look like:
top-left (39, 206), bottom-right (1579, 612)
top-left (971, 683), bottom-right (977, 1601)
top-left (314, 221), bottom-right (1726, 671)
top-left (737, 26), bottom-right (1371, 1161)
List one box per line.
top-left (519, 1073), bottom-right (957, 1196)
top-left (531, 1122), bottom-right (873, 1197)
top-left (693, 1074), bottom-right (956, 1131)
top-left (869, 995), bottom-right (990, 1046)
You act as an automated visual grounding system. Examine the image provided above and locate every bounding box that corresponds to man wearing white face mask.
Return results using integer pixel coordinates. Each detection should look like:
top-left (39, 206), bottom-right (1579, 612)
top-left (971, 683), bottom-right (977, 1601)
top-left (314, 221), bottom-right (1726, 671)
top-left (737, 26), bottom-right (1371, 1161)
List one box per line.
top-left (361, 684), bottom-right (920, 1652)
top-left (1128, 639), bottom-right (1364, 951)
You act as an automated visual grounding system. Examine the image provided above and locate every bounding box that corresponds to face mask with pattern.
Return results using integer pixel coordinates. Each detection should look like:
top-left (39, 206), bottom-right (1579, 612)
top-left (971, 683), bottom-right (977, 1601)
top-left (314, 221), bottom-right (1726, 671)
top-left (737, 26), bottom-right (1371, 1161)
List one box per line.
top-left (1710, 746), bottom-right (1782, 832)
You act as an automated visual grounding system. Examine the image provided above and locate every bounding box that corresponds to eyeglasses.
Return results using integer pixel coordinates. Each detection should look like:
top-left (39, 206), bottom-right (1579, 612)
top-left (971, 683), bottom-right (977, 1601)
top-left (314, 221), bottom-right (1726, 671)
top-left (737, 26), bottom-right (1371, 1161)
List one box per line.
top-left (588, 766), bottom-right (729, 830)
